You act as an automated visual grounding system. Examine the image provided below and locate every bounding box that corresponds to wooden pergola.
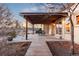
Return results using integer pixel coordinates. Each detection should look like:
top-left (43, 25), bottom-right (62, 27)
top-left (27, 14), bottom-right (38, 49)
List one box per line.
top-left (21, 12), bottom-right (68, 39)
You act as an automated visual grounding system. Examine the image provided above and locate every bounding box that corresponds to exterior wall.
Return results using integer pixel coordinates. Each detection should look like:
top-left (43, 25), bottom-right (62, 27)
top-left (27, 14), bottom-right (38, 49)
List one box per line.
top-left (43, 23), bottom-right (56, 35)
top-left (42, 4), bottom-right (79, 43)
top-left (62, 17), bottom-right (71, 41)
top-left (53, 17), bottom-right (71, 40)
top-left (65, 4), bottom-right (79, 44)
top-left (61, 4), bottom-right (79, 44)
top-left (43, 24), bottom-right (49, 35)
top-left (49, 23), bottom-right (55, 35)
top-left (54, 24), bottom-right (62, 39)
top-left (43, 18), bottom-right (71, 41)
top-left (72, 6), bottom-right (79, 44)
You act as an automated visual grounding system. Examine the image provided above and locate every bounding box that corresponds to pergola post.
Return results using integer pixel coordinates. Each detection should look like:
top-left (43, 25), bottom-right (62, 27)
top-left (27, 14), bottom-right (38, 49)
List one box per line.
top-left (48, 24), bottom-right (49, 35)
top-left (32, 24), bottom-right (34, 34)
top-left (26, 20), bottom-right (28, 40)
top-left (43, 24), bottom-right (46, 33)
top-left (41, 24), bottom-right (43, 30)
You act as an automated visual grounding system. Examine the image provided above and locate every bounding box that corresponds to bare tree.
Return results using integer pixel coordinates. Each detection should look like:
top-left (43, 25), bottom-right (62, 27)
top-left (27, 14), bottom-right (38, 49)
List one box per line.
top-left (0, 4), bottom-right (13, 28)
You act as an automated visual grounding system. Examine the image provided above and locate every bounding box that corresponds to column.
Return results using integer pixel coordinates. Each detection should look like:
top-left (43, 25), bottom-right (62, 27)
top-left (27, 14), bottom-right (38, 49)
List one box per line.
top-left (26, 20), bottom-right (28, 40)
top-left (32, 24), bottom-right (34, 34)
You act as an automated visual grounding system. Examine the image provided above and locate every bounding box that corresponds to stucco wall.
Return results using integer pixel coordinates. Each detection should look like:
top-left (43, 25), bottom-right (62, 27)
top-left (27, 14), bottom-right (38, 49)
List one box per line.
top-left (43, 4), bottom-right (79, 43)
top-left (63, 4), bottom-right (79, 44)
top-left (72, 8), bottom-right (79, 44)
top-left (62, 18), bottom-right (71, 41)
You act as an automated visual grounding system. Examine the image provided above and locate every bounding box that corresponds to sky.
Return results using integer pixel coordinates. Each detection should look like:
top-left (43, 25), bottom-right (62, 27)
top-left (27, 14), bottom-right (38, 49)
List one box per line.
top-left (5, 3), bottom-right (47, 23)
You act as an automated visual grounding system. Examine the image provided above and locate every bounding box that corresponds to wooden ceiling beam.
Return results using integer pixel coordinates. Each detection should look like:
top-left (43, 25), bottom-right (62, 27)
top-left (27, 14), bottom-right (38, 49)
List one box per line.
top-left (21, 12), bottom-right (68, 16)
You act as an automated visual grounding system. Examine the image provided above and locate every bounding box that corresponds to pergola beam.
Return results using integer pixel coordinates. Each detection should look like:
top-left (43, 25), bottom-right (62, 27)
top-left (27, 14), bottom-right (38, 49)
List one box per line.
top-left (21, 12), bottom-right (68, 16)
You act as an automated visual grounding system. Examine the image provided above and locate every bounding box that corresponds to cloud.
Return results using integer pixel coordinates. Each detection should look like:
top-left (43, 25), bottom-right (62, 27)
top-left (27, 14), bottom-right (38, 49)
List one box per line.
top-left (31, 7), bottom-right (38, 11)
top-left (21, 6), bottom-right (48, 12)
top-left (21, 7), bottom-right (39, 12)
top-left (21, 9), bottom-right (32, 12)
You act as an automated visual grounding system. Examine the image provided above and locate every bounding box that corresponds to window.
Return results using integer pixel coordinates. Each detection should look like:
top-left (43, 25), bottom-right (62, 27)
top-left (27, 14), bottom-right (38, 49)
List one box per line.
top-left (56, 24), bottom-right (62, 35)
top-left (76, 15), bottom-right (79, 24)
top-left (64, 23), bottom-right (71, 33)
top-left (64, 17), bottom-right (71, 33)
top-left (65, 23), bottom-right (70, 32)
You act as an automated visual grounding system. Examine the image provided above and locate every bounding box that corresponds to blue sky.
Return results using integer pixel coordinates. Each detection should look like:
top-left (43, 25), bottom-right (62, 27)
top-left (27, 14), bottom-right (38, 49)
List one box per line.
top-left (5, 3), bottom-right (46, 22)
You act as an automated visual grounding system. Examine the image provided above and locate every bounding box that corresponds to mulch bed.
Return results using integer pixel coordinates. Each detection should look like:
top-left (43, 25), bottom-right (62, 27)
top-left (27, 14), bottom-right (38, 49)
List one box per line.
top-left (47, 41), bottom-right (79, 56)
top-left (0, 42), bottom-right (31, 56)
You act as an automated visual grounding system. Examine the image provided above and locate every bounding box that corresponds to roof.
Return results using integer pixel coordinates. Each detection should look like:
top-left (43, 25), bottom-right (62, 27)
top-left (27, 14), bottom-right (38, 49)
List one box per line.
top-left (21, 12), bottom-right (68, 24)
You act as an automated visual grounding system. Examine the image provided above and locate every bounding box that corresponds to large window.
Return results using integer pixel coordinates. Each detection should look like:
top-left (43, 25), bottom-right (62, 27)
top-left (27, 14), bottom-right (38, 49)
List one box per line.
top-left (76, 15), bottom-right (79, 24)
top-left (65, 23), bottom-right (70, 32)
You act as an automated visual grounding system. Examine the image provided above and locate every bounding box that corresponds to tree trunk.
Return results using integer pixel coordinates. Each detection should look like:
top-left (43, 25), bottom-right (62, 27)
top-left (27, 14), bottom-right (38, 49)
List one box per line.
top-left (69, 14), bottom-right (74, 55)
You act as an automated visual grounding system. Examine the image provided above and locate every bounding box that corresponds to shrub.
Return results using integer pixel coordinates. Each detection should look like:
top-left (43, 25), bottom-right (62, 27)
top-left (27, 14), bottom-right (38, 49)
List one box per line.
top-left (7, 31), bottom-right (16, 38)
